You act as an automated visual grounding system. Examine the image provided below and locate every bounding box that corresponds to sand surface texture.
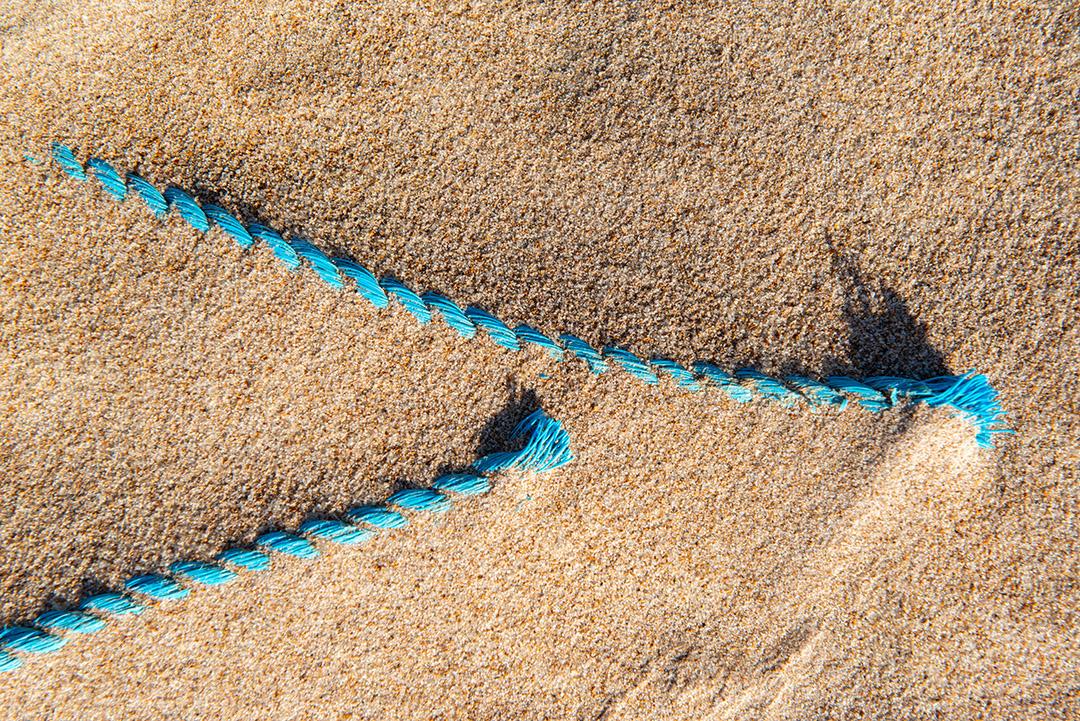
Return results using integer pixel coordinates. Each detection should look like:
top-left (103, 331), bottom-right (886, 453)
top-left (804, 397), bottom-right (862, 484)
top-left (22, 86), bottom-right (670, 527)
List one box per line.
top-left (1, 1), bottom-right (1077, 719)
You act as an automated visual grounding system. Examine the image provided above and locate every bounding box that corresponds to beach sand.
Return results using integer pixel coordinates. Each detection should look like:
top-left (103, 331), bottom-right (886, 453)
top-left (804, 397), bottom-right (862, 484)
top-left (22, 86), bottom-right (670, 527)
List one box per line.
top-left (0, 1), bottom-right (1077, 718)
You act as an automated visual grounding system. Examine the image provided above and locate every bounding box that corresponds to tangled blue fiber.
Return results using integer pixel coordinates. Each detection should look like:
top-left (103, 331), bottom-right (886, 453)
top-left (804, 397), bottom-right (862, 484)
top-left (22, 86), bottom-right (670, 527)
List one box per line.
top-left (0, 406), bottom-right (573, 674)
top-left (43, 142), bottom-right (1011, 449)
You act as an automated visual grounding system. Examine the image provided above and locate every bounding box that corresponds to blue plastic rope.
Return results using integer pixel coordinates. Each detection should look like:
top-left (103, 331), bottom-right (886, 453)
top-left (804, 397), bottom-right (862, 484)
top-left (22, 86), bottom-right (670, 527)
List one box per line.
top-left (249, 223), bottom-right (301, 269)
top-left (387, 488), bottom-right (452, 513)
top-left (381, 277), bottom-right (432, 324)
top-left (734, 368), bottom-right (803, 407)
top-left (169, 560), bottom-right (238, 587)
top-left (514, 325), bottom-right (564, 358)
top-left (559, 334), bottom-right (609, 374)
top-left (692, 362), bottom-right (754, 403)
top-left (290, 238), bottom-right (344, 289)
top-left (163, 187), bottom-right (210, 232)
top-left (43, 143), bottom-right (1011, 447)
top-left (125, 574), bottom-right (190, 601)
top-left (50, 142), bottom-right (86, 180)
top-left (825, 376), bottom-right (890, 412)
top-left (80, 593), bottom-right (145, 616)
top-left (0, 627), bottom-right (68, 654)
top-left (603, 346), bottom-right (659, 385)
top-left (86, 158), bottom-right (126, 200)
top-left (431, 473), bottom-right (491, 496)
top-left (0, 652), bottom-right (21, 672)
top-left (256, 531), bottom-right (319, 560)
top-left (0, 406), bottom-right (573, 674)
top-left (203, 204), bottom-right (254, 248)
top-left (346, 505), bottom-right (410, 530)
top-left (334, 258), bottom-right (389, 309)
top-left (465, 306), bottom-right (521, 350)
top-left (784, 375), bottom-right (848, 409)
top-left (421, 292), bottom-right (477, 338)
top-left (34, 611), bottom-right (107, 634)
top-left (652, 359), bottom-right (702, 391)
top-left (126, 173), bottom-right (168, 217)
top-left (298, 519), bottom-right (375, 545)
top-left (216, 548), bottom-right (271, 572)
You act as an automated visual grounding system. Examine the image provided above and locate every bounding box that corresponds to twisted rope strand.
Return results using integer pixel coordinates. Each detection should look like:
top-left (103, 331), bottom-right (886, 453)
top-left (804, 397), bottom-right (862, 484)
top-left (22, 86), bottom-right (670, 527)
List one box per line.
top-left (43, 143), bottom-right (1011, 447)
top-left (0, 407), bottom-right (573, 674)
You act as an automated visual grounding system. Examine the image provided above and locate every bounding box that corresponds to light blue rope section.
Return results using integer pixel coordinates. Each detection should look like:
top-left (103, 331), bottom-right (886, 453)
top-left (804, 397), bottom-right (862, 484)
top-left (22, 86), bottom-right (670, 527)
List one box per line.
top-left (381, 277), bottom-right (432, 324)
top-left (0, 627), bottom-right (68, 654)
top-left (169, 561), bottom-right (238, 587)
top-left (126, 173), bottom-right (167, 217)
top-left (125, 574), bottom-right (190, 601)
top-left (603, 346), bottom-right (659, 385)
top-left (43, 143), bottom-right (1011, 447)
top-left (87, 158), bottom-right (126, 200)
top-left (333, 258), bottom-right (389, 309)
top-left (421, 292), bottom-right (477, 338)
top-left (290, 238), bottom-right (343, 289)
top-left (215, 548), bottom-right (271, 572)
top-left (0, 406), bottom-right (573, 674)
top-left (559, 334), bottom-right (609, 374)
top-left (80, 593), bottom-right (145, 616)
top-left (652, 359), bottom-right (702, 391)
top-left (784, 375), bottom-right (848, 410)
top-left (346, 505), bottom-right (409, 530)
top-left (34, 611), bottom-right (107, 634)
top-left (465, 306), bottom-right (521, 350)
top-left (203, 204), bottom-right (254, 248)
top-left (514, 325), bottom-right (564, 358)
top-left (692, 362), bottom-right (754, 403)
top-left (163, 187), bottom-right (209, 232)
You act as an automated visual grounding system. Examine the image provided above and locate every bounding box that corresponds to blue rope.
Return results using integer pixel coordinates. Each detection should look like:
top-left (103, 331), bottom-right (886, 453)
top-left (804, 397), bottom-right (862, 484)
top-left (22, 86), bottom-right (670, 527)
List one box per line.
top-left (169, 560), bottom-right (238, 587)
top-left (126, 173), bottom-right (167, 217)
top-left (125, 574), bottom-right (190, 601)
top-left (387, 488), bottom-right (453, 513)
top-left (559, 334), bottom-right (609, 373)
top-left (87, 158), bottom-right (126, 200)
top-left (0, 651), bottom-right (21, 672)
top-left (290, 238), bottom-right (343, 289)
top-left (256, 531), bottom-right (319, 560)
top-left (163, 187), bottom-right (209, 232)
top-left (333, 258), bottom-right (389, 309)
top-left (216, 548), bottom-right (271, 572)
top-left (203, 204), bottom-right (254, 248)
top-left (783, 375), bottom-right (848, 410)
top-left (421, 292), bottom-right (477, 338)
top-left (381, 277), bottom-right (432, 324)
top-left (465, 306), bottom-right (521, 350)
top-left (43, 143), bottom-right (1011, 447)
top-left (514, 325), bottom-right (564, 358)
top-left (652, 359), bottom-right (702, 391)
top-left (0, 627), bottom-right (68, 654)
top-left (346, 505), bottom-right (409, 530)
top-left (80, 593), bottom-right (145, 615)
top-left (0, 406), bottom-right (572, 674)
top-left (603, 346), bottom-right (659, 385)
top-left (692, 362), bottom-right (754, 403)
top-left (249, 223), bottom-right (301, 269)
top-left (34, 611), bottom-right (107, 634)
top-left (298, 519), bottom-right (375, 545)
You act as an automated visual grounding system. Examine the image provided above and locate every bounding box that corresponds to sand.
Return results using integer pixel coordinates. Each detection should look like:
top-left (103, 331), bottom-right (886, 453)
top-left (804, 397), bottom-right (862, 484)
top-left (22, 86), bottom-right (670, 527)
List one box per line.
top-left (0, 0), bottom-right (1077, 718)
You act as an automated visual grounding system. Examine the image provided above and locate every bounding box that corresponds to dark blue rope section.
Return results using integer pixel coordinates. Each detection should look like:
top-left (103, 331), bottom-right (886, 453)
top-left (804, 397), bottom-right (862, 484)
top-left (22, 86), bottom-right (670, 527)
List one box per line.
top-left (43, 143), bottom-right (1012, 448)
top-left (0, 407), bottom-right (573, 674)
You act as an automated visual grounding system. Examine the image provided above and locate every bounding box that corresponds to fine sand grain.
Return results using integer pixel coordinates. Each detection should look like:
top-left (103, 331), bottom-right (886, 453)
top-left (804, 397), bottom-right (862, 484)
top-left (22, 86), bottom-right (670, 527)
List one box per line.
top-left (0, 1), bottom-right (1077, 719)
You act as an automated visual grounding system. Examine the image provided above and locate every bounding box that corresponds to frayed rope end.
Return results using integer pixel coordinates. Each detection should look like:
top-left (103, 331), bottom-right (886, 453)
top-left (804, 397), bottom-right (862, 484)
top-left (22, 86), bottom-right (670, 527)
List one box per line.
top-left (922, 371), bottom-right (1012, 449)
top-left (473, 409), bottom-right (574, 474)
